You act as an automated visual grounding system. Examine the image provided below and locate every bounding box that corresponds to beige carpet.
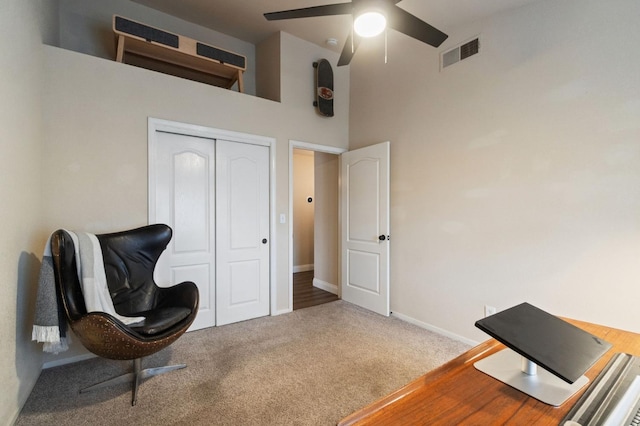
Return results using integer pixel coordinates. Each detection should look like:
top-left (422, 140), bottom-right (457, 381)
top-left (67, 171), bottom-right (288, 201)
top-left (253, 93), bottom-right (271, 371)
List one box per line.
top-left (17, 301), bottom-right (470, 425)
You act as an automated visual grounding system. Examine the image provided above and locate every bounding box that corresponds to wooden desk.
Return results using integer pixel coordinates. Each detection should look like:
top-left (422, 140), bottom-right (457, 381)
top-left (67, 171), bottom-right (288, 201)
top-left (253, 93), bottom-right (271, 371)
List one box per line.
top-left (339, 320), bottom-right (640, 425)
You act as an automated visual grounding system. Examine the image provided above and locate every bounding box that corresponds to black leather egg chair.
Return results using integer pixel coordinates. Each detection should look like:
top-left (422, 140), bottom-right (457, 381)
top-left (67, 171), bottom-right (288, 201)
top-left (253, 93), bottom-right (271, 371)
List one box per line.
top-left (50, 224), bottom-right (199, 405)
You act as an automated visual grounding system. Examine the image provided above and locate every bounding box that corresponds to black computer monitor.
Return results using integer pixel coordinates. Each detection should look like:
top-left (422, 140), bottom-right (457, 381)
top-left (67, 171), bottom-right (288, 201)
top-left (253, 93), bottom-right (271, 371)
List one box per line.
top-left (474, 302), bottom-right (612, 406)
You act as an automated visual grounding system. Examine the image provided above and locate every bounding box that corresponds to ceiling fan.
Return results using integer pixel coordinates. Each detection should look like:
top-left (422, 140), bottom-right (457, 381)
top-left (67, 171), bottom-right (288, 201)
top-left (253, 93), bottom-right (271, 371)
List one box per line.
top-left (264, 0), bottom-right (448, 66)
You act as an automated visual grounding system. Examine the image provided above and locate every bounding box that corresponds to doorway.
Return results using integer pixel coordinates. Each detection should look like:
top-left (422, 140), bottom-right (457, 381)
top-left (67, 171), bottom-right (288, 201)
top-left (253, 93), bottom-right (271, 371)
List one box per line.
top-left (288, 140), bottom-right (391, 315)
top-left (290, 142), bottom-right (345, 311)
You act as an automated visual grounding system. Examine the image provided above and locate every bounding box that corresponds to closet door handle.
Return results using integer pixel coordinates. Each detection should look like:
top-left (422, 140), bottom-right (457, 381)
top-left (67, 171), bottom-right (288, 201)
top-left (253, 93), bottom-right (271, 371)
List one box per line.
top-left (262, 238), bottom-right (268, 244)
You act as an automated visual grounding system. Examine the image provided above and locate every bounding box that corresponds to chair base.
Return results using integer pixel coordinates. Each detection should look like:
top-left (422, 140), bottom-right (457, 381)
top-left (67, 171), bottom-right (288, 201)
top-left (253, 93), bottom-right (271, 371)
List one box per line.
top-left (80, 358), bottom-right (186, 405)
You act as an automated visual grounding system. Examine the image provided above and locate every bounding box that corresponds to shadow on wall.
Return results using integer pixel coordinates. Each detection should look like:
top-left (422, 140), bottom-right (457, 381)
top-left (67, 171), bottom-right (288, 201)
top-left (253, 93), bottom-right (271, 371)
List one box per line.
top-left (16, 252), bottom-right (43, 410)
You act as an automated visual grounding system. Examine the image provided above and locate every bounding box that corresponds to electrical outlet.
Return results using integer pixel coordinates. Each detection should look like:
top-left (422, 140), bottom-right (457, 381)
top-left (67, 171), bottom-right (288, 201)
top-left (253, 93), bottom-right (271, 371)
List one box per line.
top-left (484, 305), bottom-right (497, 317)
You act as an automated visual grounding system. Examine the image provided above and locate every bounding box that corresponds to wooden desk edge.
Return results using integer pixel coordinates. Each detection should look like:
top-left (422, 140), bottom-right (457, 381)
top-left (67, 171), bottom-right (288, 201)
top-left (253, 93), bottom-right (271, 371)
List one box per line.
top-left (338, 339), bottom-right (502, 426)
top-left (338, 319), bottom-right (638, 426)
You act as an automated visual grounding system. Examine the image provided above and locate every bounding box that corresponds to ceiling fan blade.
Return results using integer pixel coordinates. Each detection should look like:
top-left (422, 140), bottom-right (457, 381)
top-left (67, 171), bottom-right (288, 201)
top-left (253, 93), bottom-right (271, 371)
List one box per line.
top-left (387, 5), bottom-right (448, 47)
top-left (337, 32), bottom-right (361, 66)
top-left (264, 3), bottom-right (353, 21)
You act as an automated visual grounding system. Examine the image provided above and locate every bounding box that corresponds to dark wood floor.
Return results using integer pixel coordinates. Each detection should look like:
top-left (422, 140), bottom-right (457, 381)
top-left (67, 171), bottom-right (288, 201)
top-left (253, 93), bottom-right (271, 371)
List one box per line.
top-left (293, 270), bottom-right (339, 310)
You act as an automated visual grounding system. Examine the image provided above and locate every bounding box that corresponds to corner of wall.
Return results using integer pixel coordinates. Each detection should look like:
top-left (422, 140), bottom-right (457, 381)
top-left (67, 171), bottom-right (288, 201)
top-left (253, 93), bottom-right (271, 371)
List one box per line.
top-left (1, 0), bottom-right (57, 422)
top-left (256, 32), bottom-right (282, 102)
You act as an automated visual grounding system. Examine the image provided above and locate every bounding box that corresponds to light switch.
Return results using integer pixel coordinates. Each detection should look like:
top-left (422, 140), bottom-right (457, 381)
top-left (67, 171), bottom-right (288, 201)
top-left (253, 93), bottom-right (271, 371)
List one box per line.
top-left (280, 214), bottom-right (286, 224)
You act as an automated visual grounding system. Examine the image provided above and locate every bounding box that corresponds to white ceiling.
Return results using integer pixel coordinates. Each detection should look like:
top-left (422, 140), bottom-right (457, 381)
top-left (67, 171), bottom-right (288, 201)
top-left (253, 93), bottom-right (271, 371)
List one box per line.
top-left (131, 0), bottom-right (540, 53)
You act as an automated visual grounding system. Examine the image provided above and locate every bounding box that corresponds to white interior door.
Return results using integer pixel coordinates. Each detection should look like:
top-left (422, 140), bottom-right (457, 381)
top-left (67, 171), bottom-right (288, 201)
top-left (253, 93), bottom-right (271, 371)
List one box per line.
top-left (216, 140), bottom-right (270, 326)
top-left (151, 131), bottom-right (216, 330)
top-left (341, 141), bottom-right (390, 316)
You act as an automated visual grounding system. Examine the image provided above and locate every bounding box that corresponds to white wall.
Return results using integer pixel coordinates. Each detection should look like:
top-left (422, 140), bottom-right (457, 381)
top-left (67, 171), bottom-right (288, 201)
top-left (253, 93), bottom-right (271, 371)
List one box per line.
top-left (57, 0), bottom-right (257, 95)
top-left (0, 0), bottom-right (58, 422)
top-left (350, 0), bottom-right (640, 343)
top-left (293, 150), bottom-right (315, 270)
top-left (280, 33), bottom-right (350, 132)
top-left (39, 29), bottom-right (348, 364)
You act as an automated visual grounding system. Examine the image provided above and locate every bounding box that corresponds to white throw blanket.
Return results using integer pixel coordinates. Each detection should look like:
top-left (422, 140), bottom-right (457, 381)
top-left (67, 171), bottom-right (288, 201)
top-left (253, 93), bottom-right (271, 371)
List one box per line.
top-left (32, 231), bottom-right (145, 353)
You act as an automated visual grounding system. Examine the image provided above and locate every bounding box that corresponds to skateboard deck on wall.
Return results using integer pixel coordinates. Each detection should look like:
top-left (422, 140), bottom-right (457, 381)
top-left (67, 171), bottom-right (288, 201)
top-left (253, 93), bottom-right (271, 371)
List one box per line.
top-left (313, 59), bottom-right (334, 117)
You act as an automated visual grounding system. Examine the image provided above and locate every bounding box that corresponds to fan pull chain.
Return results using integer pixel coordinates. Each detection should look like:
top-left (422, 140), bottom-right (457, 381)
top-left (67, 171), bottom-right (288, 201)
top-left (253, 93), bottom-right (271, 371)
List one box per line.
top-left (384, 28), bottom-right (388, 64)
top-left (351, 18), bottom-right (355, 53)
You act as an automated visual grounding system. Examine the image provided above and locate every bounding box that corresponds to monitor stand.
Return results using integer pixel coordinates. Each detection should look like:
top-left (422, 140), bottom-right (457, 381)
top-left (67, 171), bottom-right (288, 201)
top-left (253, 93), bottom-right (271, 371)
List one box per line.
top-left (474, 348), bottom-right (590, 406)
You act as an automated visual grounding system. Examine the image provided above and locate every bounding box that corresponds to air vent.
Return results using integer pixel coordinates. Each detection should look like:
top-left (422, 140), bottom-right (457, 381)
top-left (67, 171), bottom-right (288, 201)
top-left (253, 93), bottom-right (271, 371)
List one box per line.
top-left (441, 36), bottom-right (480, 70)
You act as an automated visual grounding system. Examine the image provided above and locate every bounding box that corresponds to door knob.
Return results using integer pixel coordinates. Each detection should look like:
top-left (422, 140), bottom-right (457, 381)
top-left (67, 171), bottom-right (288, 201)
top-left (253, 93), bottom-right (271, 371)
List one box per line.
top-left (378, 235), bottom-right (386, 241)
top-left (262, 238), bottom-right (268, 244)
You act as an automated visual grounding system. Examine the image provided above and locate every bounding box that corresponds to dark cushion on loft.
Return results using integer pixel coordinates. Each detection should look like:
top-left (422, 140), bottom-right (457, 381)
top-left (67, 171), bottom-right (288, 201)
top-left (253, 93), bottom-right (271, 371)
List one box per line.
top-left (115, 16), bottom-right (179, 48)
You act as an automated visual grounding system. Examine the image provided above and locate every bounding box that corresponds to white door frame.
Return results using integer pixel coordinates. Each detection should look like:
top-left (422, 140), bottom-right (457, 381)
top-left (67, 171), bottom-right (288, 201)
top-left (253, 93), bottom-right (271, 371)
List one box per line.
top-left (148, 118), bottom-right (278, 317)
top-left (287, 140), bottom-right (346, 313)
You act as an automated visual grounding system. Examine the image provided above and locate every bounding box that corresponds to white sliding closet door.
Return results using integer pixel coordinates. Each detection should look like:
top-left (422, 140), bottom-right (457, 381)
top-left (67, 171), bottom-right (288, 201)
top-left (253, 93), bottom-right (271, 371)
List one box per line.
top-left (151, 131), bottom-right (216, 331)
top-left (215, 140), bottom-right (270, 326)
top-left (149, 123), bottom-right (271, 330)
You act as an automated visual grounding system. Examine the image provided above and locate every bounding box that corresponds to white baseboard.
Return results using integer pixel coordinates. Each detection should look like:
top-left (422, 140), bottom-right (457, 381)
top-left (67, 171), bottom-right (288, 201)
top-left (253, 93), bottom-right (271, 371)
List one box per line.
top-left (391, 311), bottom-right (479, 347)
top-left (272, 307), bottom-right (293, 316)
top-left (293, 264), bottom-right (314, 273)
top-left (43, 352), bottom-right (96, 369)
top-left (312, 278), bottom-right (338, 295)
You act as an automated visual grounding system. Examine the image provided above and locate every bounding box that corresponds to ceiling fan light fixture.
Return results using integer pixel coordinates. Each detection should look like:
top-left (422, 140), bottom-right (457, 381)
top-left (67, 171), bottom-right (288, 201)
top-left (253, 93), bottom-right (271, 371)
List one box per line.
top-left (353, 10), bottom-right (386, 38)
top-left (264, 0), bottom-right (449, 66)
